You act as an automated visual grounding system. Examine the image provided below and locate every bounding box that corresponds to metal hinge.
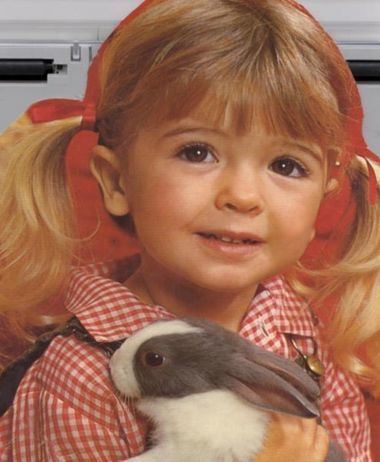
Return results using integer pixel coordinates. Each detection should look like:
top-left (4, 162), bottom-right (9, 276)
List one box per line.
top-left (71, 42), bottom-right (81, 62)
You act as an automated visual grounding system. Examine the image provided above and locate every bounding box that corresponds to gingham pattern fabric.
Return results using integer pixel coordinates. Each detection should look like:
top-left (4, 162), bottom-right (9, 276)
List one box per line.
top-left (0, 260), bottom-right (371, 461)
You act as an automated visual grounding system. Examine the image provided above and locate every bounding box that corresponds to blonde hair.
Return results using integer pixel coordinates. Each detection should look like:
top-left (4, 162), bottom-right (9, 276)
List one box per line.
top-left (293, 159), bottom-right (380, 395)
top-left (333, 195), bottom-right (380, 396)
top-left (0, 0), bottom-right (379, 395)
top-left (0, 119), bottom-right (80, 365)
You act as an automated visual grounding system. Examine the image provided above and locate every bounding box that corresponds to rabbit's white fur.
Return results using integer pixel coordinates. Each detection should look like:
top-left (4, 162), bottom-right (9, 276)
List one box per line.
top-left (130, 390), bottom-right (269, 462)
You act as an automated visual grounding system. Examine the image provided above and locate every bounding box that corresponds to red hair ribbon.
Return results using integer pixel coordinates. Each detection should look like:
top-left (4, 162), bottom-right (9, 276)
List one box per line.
top-left (26, 0), bottom-right (159, 129)
top-left (344, 78), bottom-right (379, 205)
top-left (288, 0), bottom-right (379, 205)
top-left (286, 0), bottom-right (379, 265)
top-left (83, 0), bottom-right (159, 105)
top-left (27, 98), bottom-right (97, 132)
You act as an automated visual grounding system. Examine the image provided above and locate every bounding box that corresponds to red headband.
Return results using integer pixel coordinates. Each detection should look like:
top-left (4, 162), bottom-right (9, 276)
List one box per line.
top-left (25, 0), bottom-right (378, 266)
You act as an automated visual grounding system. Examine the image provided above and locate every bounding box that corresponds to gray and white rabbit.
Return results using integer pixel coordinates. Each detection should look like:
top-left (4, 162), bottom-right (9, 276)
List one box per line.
top-left (109, 318), bottom-right (346, 462)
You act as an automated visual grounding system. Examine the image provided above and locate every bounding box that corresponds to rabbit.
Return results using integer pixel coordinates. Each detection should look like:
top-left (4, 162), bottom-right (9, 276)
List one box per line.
top-left (109, 318), bottom-right (347, 462)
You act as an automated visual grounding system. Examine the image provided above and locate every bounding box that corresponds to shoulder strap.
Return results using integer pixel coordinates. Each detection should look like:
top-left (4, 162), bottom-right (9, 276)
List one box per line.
top-left (0, 316), bottom-right (124, 417)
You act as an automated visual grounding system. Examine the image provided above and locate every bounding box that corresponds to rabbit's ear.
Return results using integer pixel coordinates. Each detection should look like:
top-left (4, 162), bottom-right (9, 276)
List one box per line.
top-left (184, 317), bottom-right (321, 417)
top-left (222, 355), bottom-right (320, 418)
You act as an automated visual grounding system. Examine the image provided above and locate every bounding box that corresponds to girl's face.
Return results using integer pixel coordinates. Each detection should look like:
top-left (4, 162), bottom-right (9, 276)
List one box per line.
top-left (96, 109), bottom-right (331, 294)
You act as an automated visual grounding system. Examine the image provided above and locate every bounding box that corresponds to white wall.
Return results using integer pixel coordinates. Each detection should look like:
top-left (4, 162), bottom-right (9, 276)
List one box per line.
top-left (301, 0), bottom-right (380, 42)
top-left (1, 0), bottom-right (379, 22)
top-left (0, 0), bottom-right (379, 42)
top-left (0, 0), bottom-right (141, 40)
top-left (301, 0), bottom-right (380, 22)
top-left (0, 0), bottom-right (140, 21)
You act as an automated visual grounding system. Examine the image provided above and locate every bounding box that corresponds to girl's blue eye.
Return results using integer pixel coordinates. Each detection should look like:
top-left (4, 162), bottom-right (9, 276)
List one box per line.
top-left (270, 157), bottom-right (309, 178)
top-left (178, 144), bottom-right (216, 163)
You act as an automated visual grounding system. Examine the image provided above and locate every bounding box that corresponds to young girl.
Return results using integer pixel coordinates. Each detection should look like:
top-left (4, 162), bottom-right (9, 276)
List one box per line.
top-left (0, 0), bottom-right (379, 460)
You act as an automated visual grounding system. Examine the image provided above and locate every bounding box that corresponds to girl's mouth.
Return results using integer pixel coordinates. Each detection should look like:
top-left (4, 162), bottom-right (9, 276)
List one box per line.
top-left (195, 232), bottom-right (264, 259)
top-left (198, 233), bottom-right (259, 245)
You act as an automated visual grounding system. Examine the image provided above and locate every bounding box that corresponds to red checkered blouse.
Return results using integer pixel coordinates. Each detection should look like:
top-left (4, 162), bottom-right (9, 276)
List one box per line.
top-left (0, 260), bottom-right (372, 461)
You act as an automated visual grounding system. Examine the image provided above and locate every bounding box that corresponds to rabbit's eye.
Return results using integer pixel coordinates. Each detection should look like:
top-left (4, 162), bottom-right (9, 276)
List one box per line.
top-left (142, 351), bottom-right (165, 367)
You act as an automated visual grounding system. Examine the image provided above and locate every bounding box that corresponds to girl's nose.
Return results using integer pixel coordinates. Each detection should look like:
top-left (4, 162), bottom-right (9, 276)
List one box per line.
top-left (215, 167), bottom-right (264, 214)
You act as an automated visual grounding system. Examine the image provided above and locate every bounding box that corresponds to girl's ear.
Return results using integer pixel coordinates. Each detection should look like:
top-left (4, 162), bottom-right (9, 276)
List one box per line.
top-left (90, 145), bottom-right (130, 216)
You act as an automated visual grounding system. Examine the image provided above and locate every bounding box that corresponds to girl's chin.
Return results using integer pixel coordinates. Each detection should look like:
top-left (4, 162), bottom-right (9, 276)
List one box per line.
top-left (139, 252), bottom-right (270, 294)
top-left (177, 271), bottom-right (262, 295)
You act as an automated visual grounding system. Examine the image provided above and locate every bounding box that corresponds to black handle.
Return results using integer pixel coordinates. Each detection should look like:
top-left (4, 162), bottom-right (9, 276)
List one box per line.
top-left (348, 60), bottom-right (380, 82)
top-left (0, 59), bottom-right (54, 81)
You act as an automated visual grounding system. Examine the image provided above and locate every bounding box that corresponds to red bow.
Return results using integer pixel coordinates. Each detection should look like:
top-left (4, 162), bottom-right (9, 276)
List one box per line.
top-left (27, 98), bottom-right (97, 131)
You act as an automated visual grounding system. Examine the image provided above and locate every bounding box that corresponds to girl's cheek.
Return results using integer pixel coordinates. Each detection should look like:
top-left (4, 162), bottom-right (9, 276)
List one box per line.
top-left (272, 199), bottom-right (320, 236)
top-left (129, 177), bottom-right (182, 219)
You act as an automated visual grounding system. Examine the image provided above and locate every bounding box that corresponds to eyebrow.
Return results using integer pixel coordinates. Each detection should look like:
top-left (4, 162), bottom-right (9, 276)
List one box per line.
top-left (280, 142), bottom-right (323, 164)
top-left (162, 126), bottom-right (227, 138)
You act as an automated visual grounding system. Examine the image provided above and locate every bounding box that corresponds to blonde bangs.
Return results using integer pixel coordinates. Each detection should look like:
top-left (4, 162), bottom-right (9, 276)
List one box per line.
top-left (139, 65), bottom-right (345, 148)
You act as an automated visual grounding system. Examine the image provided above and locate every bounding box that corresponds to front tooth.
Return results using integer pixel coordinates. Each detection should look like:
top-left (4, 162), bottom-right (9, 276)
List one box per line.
top-left (220, 236), bottom-right (233, 243)
top-left (219, 236), bottom-right (245, 244)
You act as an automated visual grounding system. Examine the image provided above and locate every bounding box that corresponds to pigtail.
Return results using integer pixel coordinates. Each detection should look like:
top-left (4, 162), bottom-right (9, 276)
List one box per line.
top-left (0, 119), bottom-right (80, 367)
top-left (322, 161), bottom-right (380, 395)
top-left (296, 160), bottom-right (380, 396)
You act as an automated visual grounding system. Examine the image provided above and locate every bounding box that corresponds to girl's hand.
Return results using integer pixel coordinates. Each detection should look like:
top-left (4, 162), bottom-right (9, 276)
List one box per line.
top-left (253, 414), bottom-right (330, 462)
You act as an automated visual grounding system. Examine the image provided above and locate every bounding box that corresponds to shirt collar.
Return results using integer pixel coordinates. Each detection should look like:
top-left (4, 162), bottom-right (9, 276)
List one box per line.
top-left (65, 258), bottom-right (317, 342)
top-left (64, 258), bottom-right (175, 343)
top-left (245, 275), bottom-right (317, 337)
